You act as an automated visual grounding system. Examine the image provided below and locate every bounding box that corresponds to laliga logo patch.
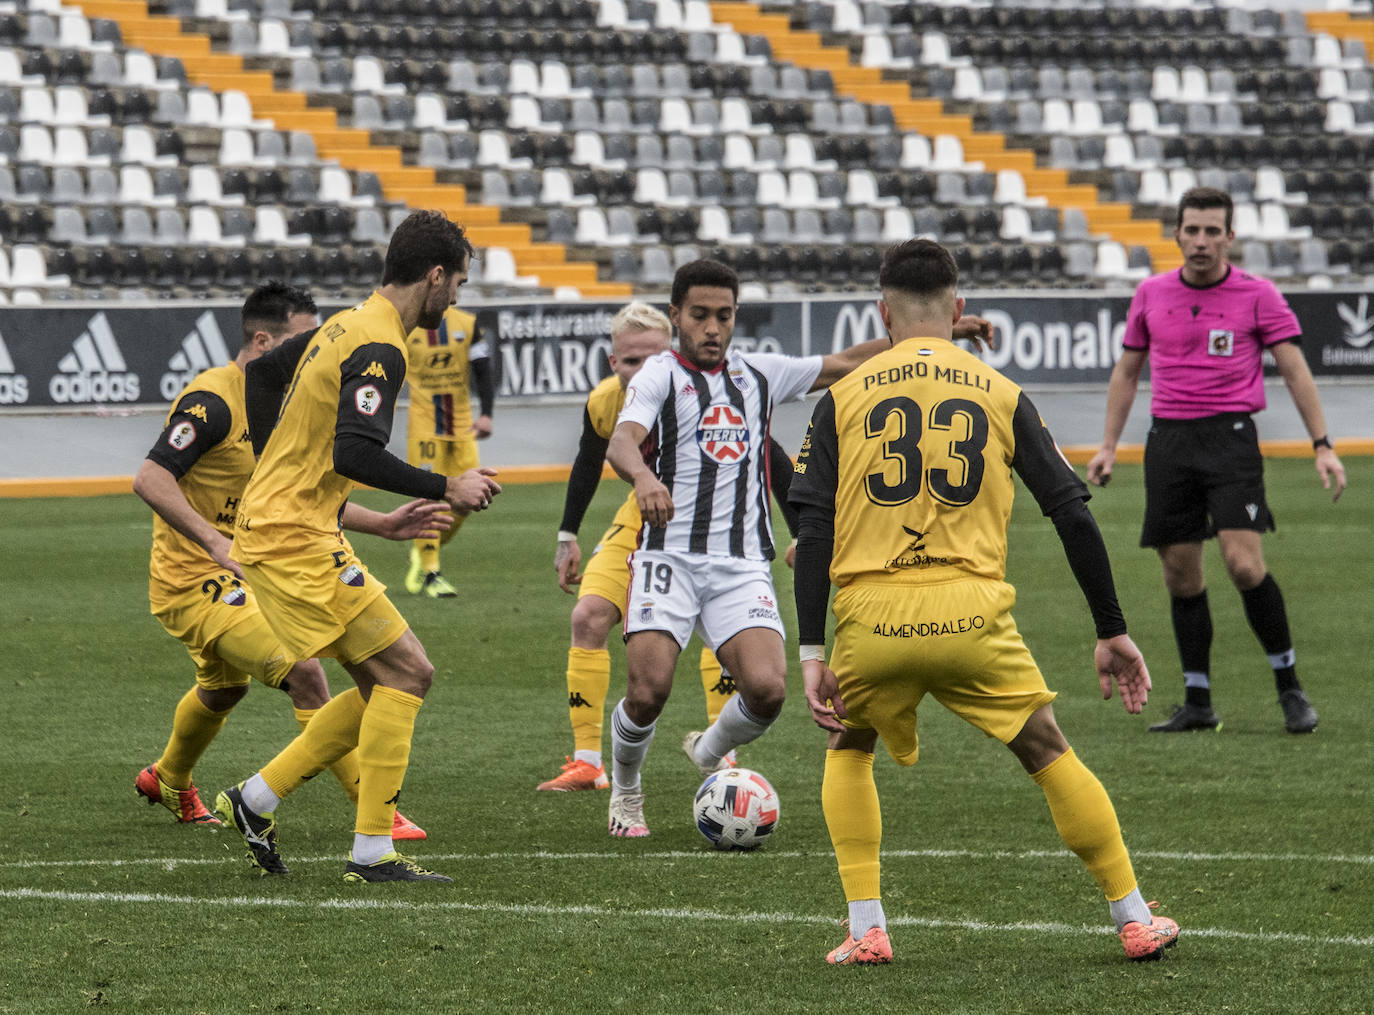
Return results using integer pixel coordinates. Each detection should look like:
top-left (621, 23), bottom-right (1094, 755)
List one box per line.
top-left (167, 421), bottom-right (197, 450)
top-left (355, 384), bottom-right (382, 416)
top-left (339, 564), bottom-right (365, 587)
top-left (222, 586), bottom-right (247, 607)
top-left (696, 403), bottom-right (749, 464)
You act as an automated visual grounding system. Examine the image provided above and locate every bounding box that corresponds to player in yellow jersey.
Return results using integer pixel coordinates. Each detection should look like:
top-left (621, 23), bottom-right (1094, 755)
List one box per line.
top-left (789, 239), bottom-right (1179, 964)
top-left (132, 282), bottom-right (434, 840)
top-left (542, 301), bottom-right (802, 791)
top-left (216, 212), bottom-right (501, 883)
top-left (403, 303), bottom-right (495, 598)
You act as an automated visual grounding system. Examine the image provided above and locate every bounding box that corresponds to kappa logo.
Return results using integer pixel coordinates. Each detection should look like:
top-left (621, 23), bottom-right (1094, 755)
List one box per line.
top-left (185, 402), bottom-right (209, 422)
top-left (50, 312), bottom-right (141, 403)
top-left (161, 311), bottom-right (231, 400)
top-left (696, 402), bottom-right (750, 464)
top-left (0, 329), bottom-right (31, 405)
top-left (361, 361), bottom-right (389, 380)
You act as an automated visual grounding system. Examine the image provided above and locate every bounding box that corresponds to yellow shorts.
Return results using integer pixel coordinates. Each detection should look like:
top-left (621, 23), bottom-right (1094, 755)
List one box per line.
top-left (577, 494), bottom-right (642, 610)
top-left (829, 578), bottom-right (1057, 766)
top-left (242, 548), bottom-right (408, 665)
top-left (151, 575), bottom-right (294, 691)
top-left (408, 434), bottom-right (479, 477)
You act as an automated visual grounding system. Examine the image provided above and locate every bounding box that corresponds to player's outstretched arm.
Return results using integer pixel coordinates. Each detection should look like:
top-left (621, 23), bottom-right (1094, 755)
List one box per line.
top-left (133, 459), bottom-right (243, 578)
top-left (341, 499), bottom-right (453, 541)
top-left (1095, 634), bottom-right (1152, 714)
top-left (444, 467), bottom-right (501, 515)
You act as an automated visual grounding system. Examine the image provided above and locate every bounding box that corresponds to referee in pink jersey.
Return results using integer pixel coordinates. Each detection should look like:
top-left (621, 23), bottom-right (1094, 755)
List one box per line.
top-left (1087, 187), bottom-right (1346, 734)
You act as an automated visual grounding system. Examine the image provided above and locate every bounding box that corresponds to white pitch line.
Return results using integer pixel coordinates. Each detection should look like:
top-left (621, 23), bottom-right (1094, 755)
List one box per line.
top-left (4, 846), bottom-right (1372, 871)
top-left (2, 887), bottom-right (1370, 950)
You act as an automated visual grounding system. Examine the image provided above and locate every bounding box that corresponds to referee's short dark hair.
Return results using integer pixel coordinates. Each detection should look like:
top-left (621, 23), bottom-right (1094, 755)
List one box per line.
top-left (1177, 186), bottom-right (1233, 232)
top-left (670, 259), bottom-right (739, 308)
top-left (382, 209), bottom-right (474, 286)
top-left (879, 238), bottom-right (959, 297)
top-left (240, 280), bottom-right (317, 348)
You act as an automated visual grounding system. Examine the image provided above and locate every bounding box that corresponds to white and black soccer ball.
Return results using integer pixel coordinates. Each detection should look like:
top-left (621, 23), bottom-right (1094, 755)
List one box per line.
top-left (692, 768), bottom-right (780, 851)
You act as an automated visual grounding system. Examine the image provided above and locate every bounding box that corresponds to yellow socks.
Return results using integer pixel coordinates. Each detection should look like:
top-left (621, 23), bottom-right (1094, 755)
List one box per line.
top-left (414, 538), bottom-right (441, 574)
top-left (355, 685), bottom-right (423, 836)
top-left (1032, 748), bottom-right (1138, 901)
top-left (699, 647), bottom-right (734, 724)
top-left (822, 748), bottom-right (882, 902)
top-left (567, 646), bottom-right (610, 756)
top-left (261, 688), bottom-right (366, 800)
top-left (295, 707), bottom-right (361, 804)
top-left (156, 688), bottom-right (230, 789)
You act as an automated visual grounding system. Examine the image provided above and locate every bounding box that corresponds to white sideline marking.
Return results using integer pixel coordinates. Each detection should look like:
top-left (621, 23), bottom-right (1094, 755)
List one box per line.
top-left (2, 887), bottom-right (1371, 950)
top-left (5, 846), bottom-right (1373, 871)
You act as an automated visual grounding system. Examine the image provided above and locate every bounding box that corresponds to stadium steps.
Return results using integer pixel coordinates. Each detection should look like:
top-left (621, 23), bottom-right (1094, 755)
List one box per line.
top-left (65, 0), bottom-right (630, 299)
top-left (711, 0), bottom-right (1183, 273)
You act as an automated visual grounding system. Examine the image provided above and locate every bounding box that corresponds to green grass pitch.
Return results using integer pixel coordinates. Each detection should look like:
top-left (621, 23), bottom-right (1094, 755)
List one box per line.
top-left (1, 458), bottom-right (1370, 1014)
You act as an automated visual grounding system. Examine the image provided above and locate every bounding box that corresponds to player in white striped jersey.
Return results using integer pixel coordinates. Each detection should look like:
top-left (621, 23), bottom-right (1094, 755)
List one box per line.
top-left (602, 259), bottom-right (991, 837)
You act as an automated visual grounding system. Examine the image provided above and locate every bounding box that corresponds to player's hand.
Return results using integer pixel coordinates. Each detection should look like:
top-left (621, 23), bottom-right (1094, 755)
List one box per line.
top-left (208, 533), bottom-right (245, 580)
top-left (555, 537), bottom-right (583, 593)
top-left (635, 473), bottom-right (674, 528)
top-left (953, 313), bottom-right (995, 351)
top-left (1086, 447), bottom-right (1114, 487)
top-left (1316, 446), bottom-right (1346, 503)
top-left (784, 538), bottom-right (797, 570)
top-left (802, 658), bottom-right (848, 733)
top-left (380, 499), bottom-right (453, 541)
top-left (470, 414), bottom-right (493, 440)
top-left (446, 467), bottom-right (501, 515)
top-left (1096, 633), bottom-right (1151, 715)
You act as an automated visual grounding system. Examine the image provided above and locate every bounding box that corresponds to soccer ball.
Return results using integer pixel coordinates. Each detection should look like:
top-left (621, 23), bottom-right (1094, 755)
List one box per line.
top-left (692, 768), bottom-right (780, 851)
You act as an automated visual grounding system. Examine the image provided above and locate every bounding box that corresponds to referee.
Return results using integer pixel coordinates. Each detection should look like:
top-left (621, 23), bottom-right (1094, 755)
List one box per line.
top-left (1088, 186), bottom-right (1346, 734)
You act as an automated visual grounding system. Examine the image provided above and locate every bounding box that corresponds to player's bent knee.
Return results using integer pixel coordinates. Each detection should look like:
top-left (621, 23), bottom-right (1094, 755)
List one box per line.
top-left (570, 597), bottom-right (618, 647)
top-left (199, 684), bottom-right (248, 712)
top-left (281, 659), bottom-right (330, 709)
top-left (740, 679), bottom-right (786, 720)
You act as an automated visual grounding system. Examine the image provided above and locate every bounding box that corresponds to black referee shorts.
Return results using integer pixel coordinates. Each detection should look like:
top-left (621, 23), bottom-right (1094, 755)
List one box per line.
top-left (1140, 413), bottom-right (1275, 548)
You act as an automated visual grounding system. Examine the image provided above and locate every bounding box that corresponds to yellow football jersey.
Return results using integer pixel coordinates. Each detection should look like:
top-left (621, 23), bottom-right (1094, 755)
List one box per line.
top-left (792, 335), bottom-right (1083, 588)
top-left (406, 307), bottom-right (480, 440)
top-left (585, 373), bottom-right (626, 440)
top-left (234, 293), bottom-right (410, 563)
top-left (146, 363), bottom-right (254, 594)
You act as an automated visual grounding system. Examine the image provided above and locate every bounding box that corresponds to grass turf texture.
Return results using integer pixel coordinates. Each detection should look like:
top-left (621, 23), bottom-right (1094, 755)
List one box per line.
top-left (1, 458), bottom-right (1370, 1014)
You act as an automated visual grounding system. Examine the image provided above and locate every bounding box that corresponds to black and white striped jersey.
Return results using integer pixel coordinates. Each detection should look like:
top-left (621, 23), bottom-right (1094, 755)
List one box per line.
top-left (618, 348), bottom-right (821, 561)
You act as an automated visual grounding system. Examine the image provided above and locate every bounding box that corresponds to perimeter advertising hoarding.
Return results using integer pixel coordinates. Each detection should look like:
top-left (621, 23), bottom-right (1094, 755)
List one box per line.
top-left (1, 291), bottom-right (1369, 409)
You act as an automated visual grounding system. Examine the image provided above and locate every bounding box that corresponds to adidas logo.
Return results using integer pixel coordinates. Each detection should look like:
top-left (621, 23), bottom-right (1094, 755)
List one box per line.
top-left (160, 311), bottom-right (231, 401)
top-left (0, 328), bottom-right (29, 405)
top-left (49, 312), bottom-right (140, 404)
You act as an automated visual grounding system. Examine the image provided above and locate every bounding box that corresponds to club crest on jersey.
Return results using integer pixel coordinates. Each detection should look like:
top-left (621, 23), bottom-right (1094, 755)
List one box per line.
top-left (339, 565), bottom-right (365, 587)
top-left (639, 601), bottom-right (654, 623)
top-left (696, 403), bottom-right (749, 464)
top-left (1208, 329), bottom-right (1235, 357)
top-left (167, 420), bottom-right (197, 450)
top-left (222, 586), bottom-right (247, 607)
top-left (355, 384), bottom-right (382, 416)
top-left (727, 368), bottom-right (750, 390)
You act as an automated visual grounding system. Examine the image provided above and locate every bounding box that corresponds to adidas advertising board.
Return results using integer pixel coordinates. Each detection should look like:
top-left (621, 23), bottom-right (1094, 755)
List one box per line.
top-left (0, 292), bottom-right (1367, 410)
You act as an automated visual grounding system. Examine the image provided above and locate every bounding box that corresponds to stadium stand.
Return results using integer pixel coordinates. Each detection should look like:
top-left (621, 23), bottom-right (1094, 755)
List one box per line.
top-left (1, 0), bottom-right (1373, 301)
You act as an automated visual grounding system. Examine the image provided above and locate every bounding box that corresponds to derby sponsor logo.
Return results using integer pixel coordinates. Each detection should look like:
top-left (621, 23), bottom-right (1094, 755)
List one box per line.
top-left (0, 329), bottom-right (30, 405)
top-left (161, 312), bottom-right (231, 400)
top-left (873, 615), bottom-right (986, 638)
top-left (696, 402), bottom-right (750, 464)
top-left (49, 313), bottom-right (140, 403)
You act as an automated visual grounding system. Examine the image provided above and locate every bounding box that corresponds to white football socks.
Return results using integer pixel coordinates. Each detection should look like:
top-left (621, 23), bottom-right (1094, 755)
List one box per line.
top-left (610, 699), bottom-right (656, 793)
top-left (240, 773), bottom-right (280, 815)
top-left (1109, 887), bottom-right (1153, 930)
top-left (694, 695), bottom-right (773, 768)
top-left (848, 899), bottom-right (887, 938)
top-left (351, 834), bottom-right (393, 866)
top-left (574, 749), bottom-right (602, 769)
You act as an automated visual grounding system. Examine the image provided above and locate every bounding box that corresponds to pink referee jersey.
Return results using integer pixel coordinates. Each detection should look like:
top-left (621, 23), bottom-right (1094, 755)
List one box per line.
top-left (1122, 267), bottom-right (1301, 420)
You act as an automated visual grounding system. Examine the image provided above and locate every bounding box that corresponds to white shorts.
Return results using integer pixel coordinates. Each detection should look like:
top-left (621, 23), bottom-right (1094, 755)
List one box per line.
top-left (623, 550), bottom-right (785, 652)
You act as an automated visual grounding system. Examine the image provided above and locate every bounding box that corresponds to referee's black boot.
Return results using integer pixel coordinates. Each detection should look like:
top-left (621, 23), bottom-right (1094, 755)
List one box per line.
top-left (1278, 689), bottom-right (1318, 734)
top-left (1148, 702), bottom-right (1221, 732)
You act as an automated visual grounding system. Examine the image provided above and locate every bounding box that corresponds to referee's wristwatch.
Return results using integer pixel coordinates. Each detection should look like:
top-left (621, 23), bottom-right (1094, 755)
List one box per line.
top-left (1313, 436), bottom-right (1333, 451)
